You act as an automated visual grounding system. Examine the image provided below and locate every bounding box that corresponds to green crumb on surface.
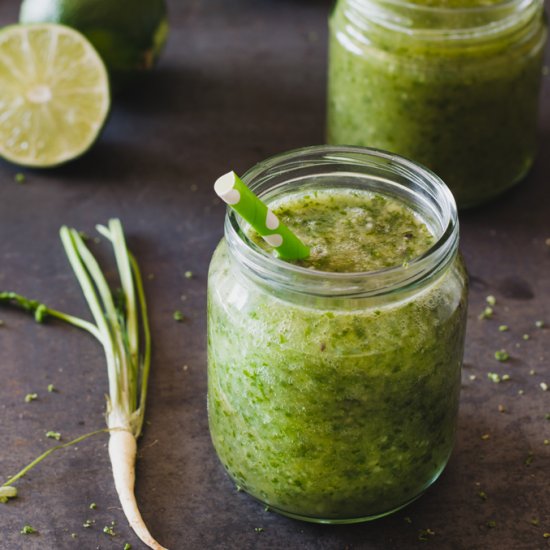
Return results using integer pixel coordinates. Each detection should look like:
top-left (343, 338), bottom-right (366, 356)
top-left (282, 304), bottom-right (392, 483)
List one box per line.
top-left (24, 393), bottom-right (38, 403)
top-left (71, 533), bottom-right (77, 539)
top-left (478, 491), bottom-right (488, 500)
top-left (103, 525), bottom-right (116, 536)
top-left (47, 384), bottom-right (56, 392)
top-left (481, 434), bottom-right (490, 440)
top-left (522, 333), bottom-right (530, 340)
top-left (494, 349), bottom-right (509, 362)
top-left (486, 295), bottom-right (496, 306)
top-left (14, 173), bottom-right (25, 184)
top-left (525, 452), bottom-right (534, 466)
top-left (530, 518), bottom-right (540, 526)
top-left (501, 374), bottom-right (511, 381)
top-left (89, 502), bottom-right (97, 510)
top-left (20, 525), bottom-right (37, 534)
top-left (264, 506), bottom-right (270, 512)
top-left (184, 270), bottom-right (193, 279)
top-left (124, 544), bottom-right (132, 550)
top-left (235, 484), bottom-right (243, 492)
top-left (544, 439), bottom-right (549, 445)
top-left (173, 310), bottom-right (185, 322)
top-left (498, 325), bottom-right (509, 332)
top-left (535, 320), bottom-right (545, 328)
top-left (418, 528), bottom-right (435, 541)
top-left (254, 527), bottom-right (264, 533)
top-left (479, 306), bottom-right (493, 320)
top-left (543, 533), bottom-right (550, 538)
top-left (82, 519), bottom-right (94, 528)
top-left (46, 431), bottom-right (61, 441)
top-left (488, 373), bottom-right (501, 383)
top-left (540, 382), bottom-right (548, 391)
top-left (486, 520), bottom-right (496, 528)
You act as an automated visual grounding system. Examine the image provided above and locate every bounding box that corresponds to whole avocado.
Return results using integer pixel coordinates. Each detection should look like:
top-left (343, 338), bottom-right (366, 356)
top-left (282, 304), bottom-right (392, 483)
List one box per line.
top-left (20, 0), bottom-right (168, 87)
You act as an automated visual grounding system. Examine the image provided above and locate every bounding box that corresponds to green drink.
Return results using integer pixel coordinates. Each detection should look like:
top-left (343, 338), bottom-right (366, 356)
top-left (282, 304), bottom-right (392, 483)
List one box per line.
top-left (208, 146), bottom-right (468, 522)
top-left (327, 0), bottom-right (547, 208)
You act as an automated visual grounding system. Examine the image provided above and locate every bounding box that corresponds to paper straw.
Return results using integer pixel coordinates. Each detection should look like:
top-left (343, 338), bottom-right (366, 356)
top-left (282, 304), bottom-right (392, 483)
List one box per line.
top-left (214, 171), bottom-right (310, 261)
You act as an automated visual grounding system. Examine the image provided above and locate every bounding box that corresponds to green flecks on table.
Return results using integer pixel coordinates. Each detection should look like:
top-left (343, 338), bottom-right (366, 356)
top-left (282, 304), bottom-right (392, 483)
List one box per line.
top-left (494, 349), bottom-right (509, 362)
top-left (418, 528), bottom-right (435, 541)
top-left (103, 525), bottom-right (116, 536)
top-left (478, 306), bottom-right (493, 320)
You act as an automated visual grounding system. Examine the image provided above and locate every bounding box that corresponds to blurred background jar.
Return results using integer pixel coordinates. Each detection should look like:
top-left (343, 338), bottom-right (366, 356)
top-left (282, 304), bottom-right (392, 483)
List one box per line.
top-left (327, 0), bottom-right (548, 208)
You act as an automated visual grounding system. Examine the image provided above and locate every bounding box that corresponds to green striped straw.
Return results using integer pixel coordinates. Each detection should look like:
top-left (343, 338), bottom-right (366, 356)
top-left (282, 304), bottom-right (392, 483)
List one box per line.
top-left (214, 171), bottom-right (310, 261)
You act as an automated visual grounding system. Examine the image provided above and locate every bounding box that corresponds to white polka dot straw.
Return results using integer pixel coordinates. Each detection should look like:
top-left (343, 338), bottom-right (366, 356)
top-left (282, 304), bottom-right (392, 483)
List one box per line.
top-left (214, 171), bottom-right (310, 260)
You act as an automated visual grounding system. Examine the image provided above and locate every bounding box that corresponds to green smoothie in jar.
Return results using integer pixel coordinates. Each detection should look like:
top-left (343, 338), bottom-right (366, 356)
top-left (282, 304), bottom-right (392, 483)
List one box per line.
top-left (327, 0), bottom-right (547, 208)
top-left (207, 146), bottom-right (468, 522)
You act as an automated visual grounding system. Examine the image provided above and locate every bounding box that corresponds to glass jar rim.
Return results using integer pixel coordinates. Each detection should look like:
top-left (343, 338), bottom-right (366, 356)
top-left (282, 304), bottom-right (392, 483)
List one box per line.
top-left (352, 0), bottom-right (536, 16)
top-left (341, 0), bottom-right (544, 43)
top-left (224, 145), bottom-right (459, 298)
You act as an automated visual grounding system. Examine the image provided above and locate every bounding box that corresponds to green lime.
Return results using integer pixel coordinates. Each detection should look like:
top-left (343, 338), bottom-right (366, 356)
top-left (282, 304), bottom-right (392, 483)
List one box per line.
top-left (20, 0), bottom-right (169, 85)
top-left (0, 24), bottom-right (110, 168)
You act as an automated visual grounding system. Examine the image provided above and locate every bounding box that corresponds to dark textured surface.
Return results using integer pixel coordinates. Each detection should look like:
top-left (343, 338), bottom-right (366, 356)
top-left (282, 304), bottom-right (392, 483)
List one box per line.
top-left (0, 1), bottom-right (549, 549)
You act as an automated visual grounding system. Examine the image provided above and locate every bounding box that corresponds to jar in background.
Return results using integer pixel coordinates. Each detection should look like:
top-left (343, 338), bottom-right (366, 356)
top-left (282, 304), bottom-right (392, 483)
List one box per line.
top-left (327, 0), bottom-right (547, 208)
top-left (207, 146), bottom-right (468, 523)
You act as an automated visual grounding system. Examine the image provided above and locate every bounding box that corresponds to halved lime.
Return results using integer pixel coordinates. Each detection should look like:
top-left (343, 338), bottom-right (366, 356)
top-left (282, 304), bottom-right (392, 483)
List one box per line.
top-left (0, 24), bottom-right (110, 168)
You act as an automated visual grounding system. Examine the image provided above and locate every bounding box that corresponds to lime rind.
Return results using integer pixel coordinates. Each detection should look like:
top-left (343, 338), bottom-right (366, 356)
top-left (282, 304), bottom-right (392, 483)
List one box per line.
top-left (0, 23), bottom-right (110, 168)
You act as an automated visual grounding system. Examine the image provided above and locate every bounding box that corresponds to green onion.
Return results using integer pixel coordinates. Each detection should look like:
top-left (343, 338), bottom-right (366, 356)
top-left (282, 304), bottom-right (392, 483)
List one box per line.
top-left (0, 220), bottom-right (165, 550)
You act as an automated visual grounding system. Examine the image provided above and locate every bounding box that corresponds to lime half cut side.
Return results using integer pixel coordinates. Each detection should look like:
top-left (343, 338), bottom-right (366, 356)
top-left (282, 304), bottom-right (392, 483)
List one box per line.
top-left (0, 24), bottom-right (110, 168)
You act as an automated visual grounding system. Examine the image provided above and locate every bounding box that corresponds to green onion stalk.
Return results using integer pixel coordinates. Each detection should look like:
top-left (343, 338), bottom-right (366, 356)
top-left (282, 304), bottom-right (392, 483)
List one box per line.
top-left (0, 219), bottom-right (167, 550)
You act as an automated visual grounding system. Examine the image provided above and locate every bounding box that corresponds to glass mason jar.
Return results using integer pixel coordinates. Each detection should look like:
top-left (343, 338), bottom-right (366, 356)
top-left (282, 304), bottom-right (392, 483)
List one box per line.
top-left (327, 0), bottom-right (548, 208)
top-left (207, 146), bottom-right (468, 523)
